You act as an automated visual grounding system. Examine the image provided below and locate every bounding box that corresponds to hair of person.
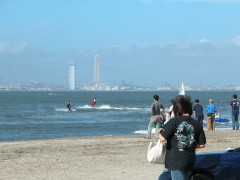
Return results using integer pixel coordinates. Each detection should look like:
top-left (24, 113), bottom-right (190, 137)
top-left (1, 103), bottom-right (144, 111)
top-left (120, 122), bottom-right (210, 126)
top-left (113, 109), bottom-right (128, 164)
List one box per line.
top-left (195, 99), bottom-right (199, 103)
top-left (173, 95), bottom-right (193, 116)
top-left (209, 99), bottom-right (213, 103)
top-left (171, 99), bottom-right (176, 104)
top-left (233, 94), bottom-right (237, 99)
top-left (153, 95), bottom-right (159, 101)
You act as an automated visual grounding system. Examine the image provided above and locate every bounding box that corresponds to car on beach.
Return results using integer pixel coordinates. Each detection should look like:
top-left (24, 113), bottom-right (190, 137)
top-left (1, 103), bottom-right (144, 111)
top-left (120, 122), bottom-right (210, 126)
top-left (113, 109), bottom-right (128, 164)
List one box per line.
top-left (160, 147), bottom-right (240, 180)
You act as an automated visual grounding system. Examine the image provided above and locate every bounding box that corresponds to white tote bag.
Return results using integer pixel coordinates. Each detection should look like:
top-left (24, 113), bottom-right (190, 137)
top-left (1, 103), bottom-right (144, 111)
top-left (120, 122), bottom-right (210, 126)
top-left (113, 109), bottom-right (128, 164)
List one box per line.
top-left (147, 139), bottom-right (166, 164)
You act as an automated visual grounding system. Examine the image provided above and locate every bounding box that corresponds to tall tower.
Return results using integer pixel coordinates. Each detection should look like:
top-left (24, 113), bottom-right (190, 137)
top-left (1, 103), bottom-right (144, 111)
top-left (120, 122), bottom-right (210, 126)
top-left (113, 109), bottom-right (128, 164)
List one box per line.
top-left (93, 54), bottom-right (102, 87)
top-left (130, 71), bottom-right (134, 87)
top-left (5, 65), bottom-right (9, 85)
top-left (69, 62), bottom-right (76, 90)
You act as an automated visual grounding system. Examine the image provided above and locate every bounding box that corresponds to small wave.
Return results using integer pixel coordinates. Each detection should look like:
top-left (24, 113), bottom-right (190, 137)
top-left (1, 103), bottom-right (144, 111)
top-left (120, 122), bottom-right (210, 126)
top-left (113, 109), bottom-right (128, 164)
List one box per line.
top-left (135, 127), bottom-right (232, 135)
top-left (76, 104), bottom-right (112, 109)
top-left (76, 104), bottom-right (144, 111)
top-left (112, 107), bottom-right (124, 110)
top-left (97, 105), bottom-right (112, 109)
top-left (55, 108), bottom-right (67, 111)
top-left (49, 93), bottom-right (62, 96)
top-left (80, 105), bottom-right (92, 109)
top-left (126, 107), bottom-right (142, 111)
top-left (133, 129), bottom-right (156, 134)
top-left (55, 108), bottom-right (76, 112)
top-left (112, 107), bottom-right (142, 111)
top-left (215, 122), bottom-right (231, 124)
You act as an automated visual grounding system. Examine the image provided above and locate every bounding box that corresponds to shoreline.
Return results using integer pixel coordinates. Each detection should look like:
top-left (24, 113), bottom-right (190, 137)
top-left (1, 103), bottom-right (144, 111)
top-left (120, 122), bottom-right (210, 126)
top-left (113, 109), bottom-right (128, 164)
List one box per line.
top-left (1, 130), bottom-right (240, 180)
top-left (0, 126), bottom-right (233, 143)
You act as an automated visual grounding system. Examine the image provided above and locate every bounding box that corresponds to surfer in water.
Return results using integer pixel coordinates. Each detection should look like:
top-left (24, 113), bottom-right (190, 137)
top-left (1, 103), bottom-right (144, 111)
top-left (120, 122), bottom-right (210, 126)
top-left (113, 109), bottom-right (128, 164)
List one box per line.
top-left (91, 98), bottom-right (96, 107)
top-left (66, 100), bottom-right (71, 111)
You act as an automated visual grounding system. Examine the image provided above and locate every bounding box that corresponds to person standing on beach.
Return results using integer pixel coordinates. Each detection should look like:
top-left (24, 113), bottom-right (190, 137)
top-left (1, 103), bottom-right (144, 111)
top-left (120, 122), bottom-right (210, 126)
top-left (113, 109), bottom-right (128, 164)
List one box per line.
top-left (159, 95), bottom-right (206, 180)
top-left (165, 99), bottom-right (176, 124)
top-left (146, 95), bottom-right (165, 139)
top-left (193, 99), bottom-right (204, 127)
top-left (206, 99), bottom-right (216, 131)
top-left (229, 94), bottom-right (240, 130)
top-left (169, 99), bottom-right (176, 119)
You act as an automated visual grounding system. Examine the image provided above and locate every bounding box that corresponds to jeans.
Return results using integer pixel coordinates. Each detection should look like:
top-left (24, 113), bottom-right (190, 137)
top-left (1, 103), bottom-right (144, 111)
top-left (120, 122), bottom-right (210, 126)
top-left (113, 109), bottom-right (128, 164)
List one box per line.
top-left (196, 116), bottom-right (204, 127)
top-left (170, 169), bottom-right (191, 180)
top-left (158, 168), bottom-right (171, 180)
top-left (232, 114), bottom-right (239, 130)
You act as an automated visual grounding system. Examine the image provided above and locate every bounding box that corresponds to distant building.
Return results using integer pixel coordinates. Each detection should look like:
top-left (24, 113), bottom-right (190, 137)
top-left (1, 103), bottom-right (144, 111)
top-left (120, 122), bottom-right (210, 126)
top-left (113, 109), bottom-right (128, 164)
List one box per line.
top-left (157, 86), bottom-right (172, 91)
top-left (69, 62), bottom-right (76, 90)
top-left (93, 54), bottom-right (103, 88)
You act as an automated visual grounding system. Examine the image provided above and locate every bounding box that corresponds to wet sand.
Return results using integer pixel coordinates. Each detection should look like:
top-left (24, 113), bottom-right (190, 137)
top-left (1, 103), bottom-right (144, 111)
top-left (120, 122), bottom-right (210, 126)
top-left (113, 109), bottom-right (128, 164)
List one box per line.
top-left (1, 130), bottom-right (240, 180)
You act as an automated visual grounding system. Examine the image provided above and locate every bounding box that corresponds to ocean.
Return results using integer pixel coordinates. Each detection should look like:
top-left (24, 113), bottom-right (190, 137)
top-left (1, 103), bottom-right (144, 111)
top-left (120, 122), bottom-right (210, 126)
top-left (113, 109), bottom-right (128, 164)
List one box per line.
top-left (0, 91), bottom-right (235, 141)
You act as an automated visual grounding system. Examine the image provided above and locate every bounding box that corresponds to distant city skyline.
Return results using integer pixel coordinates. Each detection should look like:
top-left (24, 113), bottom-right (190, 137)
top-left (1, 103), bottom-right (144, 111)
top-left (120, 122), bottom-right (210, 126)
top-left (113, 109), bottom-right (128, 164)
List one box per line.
top-left (1, 0), bottom-right (240, 87)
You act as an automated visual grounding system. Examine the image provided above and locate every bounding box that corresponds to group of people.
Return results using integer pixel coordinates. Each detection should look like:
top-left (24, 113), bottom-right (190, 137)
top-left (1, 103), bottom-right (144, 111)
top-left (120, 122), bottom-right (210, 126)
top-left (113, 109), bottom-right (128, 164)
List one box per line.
top-left (193, 94), bottom-right (240, 131)
top-left (192, 98), bottom-right (215, 131)
top-left (146, 93), bottom-right (240, 180)
top-left (66, 98), bottom-right (97, 111)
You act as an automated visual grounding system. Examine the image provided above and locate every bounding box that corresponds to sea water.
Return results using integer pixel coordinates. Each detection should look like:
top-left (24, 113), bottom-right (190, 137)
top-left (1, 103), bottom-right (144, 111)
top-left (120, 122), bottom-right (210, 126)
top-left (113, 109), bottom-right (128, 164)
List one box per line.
top-left (0, 91), bottom-right (235, 141)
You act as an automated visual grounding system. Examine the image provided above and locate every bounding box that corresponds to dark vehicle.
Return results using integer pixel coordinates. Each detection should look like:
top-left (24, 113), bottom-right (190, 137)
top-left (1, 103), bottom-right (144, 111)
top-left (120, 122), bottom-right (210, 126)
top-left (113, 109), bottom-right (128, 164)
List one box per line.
top-left (160, 147), bottom-right (240, 180)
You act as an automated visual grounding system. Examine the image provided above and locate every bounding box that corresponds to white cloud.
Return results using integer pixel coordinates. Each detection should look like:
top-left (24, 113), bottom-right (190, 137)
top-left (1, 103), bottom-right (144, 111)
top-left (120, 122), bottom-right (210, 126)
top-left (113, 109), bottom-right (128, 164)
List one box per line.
top-left (198, 38), bottom-right (210, 44)
top-left (0, 43), bottom-right (10, 53)
top-left (232, 36), bottom-right (240, 46)
top-left (12, 43), bottom-right (29, 54)
top-left (0, 42), bottom-right (30, 54)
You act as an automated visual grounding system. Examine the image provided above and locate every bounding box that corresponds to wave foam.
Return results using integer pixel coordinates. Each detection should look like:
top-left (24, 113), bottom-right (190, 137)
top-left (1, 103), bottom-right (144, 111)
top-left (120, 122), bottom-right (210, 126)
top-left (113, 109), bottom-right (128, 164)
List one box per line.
top-left (76, 104), bottom-right (144, 111)
top-left (133, 129), bottom-right (156, 134)
top-left (55, 108), bottom-right (76, 112)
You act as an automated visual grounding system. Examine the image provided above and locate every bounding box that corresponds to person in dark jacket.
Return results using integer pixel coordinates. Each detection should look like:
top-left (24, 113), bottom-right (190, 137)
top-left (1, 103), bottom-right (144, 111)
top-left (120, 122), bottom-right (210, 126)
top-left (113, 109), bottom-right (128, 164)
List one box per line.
top-left (159, 95), bottom-right (206, 180)
top-left (193, 99), bottom-right (204, 127)
top-left (66, 100), bottom-right (71, 111)
top-left (230, 94), bottom-right (240, 130)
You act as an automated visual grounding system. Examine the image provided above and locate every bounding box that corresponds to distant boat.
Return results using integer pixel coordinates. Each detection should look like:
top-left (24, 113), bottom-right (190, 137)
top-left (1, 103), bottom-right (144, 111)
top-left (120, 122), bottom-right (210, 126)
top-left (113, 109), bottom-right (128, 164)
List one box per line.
top-left (214, 114), bottom-right (230, 123)
top-left (179, 82), bottom-right (185, 95)
top-left (214, 117), bottom-right (230, 123)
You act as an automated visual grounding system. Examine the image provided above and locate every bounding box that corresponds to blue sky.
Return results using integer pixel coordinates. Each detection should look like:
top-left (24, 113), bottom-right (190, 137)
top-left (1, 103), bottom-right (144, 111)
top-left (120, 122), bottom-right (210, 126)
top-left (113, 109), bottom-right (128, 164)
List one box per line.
top-left (0, 0), bottom-right (240, 87)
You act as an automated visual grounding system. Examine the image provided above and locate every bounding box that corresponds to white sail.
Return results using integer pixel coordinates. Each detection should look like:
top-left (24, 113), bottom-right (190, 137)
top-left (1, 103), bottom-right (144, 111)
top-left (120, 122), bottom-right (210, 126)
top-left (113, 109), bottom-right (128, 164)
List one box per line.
top-left (179, 82), bottom-right (185, 95)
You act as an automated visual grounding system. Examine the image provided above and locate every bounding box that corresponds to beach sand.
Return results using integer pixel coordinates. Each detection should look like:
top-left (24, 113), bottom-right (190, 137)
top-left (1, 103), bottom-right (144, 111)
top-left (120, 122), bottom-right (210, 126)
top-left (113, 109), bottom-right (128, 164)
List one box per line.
top-left (1, 130), bottom-right (240, 180)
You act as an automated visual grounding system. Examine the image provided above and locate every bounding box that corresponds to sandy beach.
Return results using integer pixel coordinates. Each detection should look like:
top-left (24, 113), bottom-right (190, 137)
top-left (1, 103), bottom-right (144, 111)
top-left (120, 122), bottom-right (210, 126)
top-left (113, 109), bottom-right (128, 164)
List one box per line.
top-left (1, 130), bottom-right (240, 180)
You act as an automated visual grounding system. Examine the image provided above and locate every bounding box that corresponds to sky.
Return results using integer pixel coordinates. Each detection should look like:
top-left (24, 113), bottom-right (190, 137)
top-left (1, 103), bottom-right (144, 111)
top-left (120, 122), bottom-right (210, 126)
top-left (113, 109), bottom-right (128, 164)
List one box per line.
top-left (0, 0), bottom-right (240, 88)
